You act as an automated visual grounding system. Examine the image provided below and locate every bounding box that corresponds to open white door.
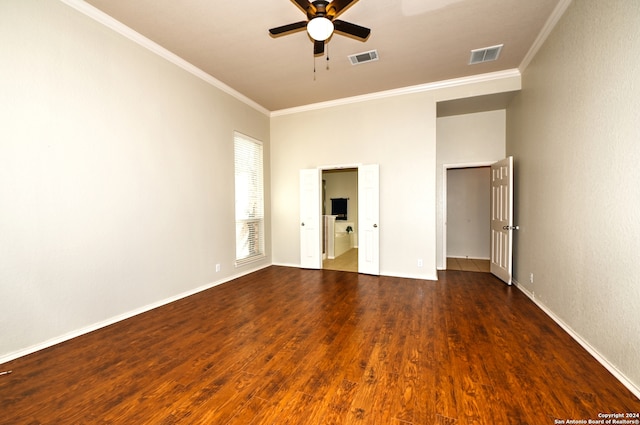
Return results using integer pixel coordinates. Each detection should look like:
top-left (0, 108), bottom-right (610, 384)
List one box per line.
top-left (300, 169), bottom-right (322, 269)
top-left (358, 164), bottom-right (380, 275)
top-left (490, 156), bottom-right (514, 284)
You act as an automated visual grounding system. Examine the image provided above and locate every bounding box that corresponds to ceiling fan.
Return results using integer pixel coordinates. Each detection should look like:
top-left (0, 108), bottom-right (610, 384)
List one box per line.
top-left (269, 0), bottom-right (371, 55)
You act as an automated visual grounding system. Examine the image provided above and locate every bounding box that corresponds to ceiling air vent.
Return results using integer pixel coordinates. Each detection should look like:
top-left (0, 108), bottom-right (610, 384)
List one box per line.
top-left (469, 44), bottom-right (503, 64)
top-left (348, 50), bottom-right (379, 65)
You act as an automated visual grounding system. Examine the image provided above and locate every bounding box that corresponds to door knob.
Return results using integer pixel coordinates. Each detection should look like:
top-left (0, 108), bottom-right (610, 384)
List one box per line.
top-left (373, 224), bottom-right (378, 228)
top-left (301, 222), bottom-right (305, 226)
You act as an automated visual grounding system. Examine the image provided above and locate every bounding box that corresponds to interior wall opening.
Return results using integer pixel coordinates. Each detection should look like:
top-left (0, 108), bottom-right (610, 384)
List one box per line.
top-left (322, 168), bottom-right (358, 272)
top-left (445, 166), bottom-right (491, 273)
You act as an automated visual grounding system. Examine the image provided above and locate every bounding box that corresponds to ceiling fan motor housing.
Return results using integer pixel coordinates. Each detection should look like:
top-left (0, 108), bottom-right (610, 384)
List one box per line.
top-left (308, 1), bottom-right (332, 20)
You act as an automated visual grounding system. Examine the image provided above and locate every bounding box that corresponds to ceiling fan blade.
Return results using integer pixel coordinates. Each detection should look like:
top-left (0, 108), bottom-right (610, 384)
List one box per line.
top-left (314, 40), bottom-right (325, 55)
top-left (328, 0), bottom-right (357, 17)
top-left (269, 21), bottom-right (308, 36)
top-left (293, 0), bottom-right (313, 14)
top-left (333, 19), bottom-right (371, 40)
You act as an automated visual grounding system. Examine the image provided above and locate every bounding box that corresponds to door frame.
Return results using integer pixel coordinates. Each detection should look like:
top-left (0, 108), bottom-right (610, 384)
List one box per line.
top-left (320, 164), bottom-right (361, 271)
top-left (304, 163), bottom-right (379, 274)
top-left (441, 161), bottom-right (495, 271)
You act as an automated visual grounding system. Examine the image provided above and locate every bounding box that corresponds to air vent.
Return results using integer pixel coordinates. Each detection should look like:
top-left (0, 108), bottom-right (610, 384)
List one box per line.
top-left (469, 44), bottom-right (503, 64)
top-left (348, 50), bottom-right (379, 65)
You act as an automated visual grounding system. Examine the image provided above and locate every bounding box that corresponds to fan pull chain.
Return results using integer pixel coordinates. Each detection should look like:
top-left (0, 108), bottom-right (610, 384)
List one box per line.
top-left (326, 44), bottom-right (330, 70)
top-left (313, 54), bottom-right (316, 81)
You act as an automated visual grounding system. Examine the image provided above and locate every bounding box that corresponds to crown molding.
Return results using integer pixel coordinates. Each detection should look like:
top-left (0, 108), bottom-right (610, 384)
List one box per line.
top-left (59, 0), bottom-right (524, 118)
top-left (519, 0), bottom-right (573, 72)
top-left (270, 69), bottom-right (521, 117)
top-left (58, 0), bottom-right (271, 116)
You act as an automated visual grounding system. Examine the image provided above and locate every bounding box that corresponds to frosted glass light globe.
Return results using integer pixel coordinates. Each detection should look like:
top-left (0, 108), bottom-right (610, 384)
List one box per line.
top-left (307, 17), bottom-right (334, 41)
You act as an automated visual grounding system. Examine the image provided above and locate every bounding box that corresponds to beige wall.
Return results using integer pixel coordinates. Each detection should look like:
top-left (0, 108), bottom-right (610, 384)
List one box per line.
top-left (271, 94), bottom-right (439, 279)
top-left (436, 110), bottom-right (506, 268)
top-left (507, 0), bottom-right (640, 392)
top-left (0, 0), bottom-right (270, 361)
top-left (270, 77), bottom-right (519, 279)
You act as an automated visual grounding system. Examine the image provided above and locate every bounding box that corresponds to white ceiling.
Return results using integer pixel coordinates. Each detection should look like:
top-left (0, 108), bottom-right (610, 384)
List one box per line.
top-left (81, 0), bottom-right (562, 112)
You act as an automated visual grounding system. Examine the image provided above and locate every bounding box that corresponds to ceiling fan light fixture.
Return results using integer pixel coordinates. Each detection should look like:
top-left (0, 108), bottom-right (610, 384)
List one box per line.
top-left (307, 17), bottom-right (334, 41)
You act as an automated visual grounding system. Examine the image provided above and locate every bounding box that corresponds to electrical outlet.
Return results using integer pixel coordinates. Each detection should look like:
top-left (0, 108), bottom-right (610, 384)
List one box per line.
top-left (417, 259), bottom-right (423, 268)
top-left (529, 273), bottom-right (534, 283)
top-left (216, 264), bottom-right (221, 272)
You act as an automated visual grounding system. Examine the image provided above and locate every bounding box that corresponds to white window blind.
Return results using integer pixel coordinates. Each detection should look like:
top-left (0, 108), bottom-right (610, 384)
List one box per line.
top-left (234, 132), bottom-right (264, 265)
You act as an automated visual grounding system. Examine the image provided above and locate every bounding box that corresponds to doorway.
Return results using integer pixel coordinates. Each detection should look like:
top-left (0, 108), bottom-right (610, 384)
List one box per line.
top-left (299, 164), bottom-right (379, 275)
top-left (322, 168), bottom-right (358, 272)
top-left (443, 162), bottom-right (493, 272)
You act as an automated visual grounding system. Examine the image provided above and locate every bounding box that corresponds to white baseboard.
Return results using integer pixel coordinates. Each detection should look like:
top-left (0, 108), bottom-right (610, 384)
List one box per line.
top-left (271, 263), bottom-right (439, 282)
top-left (447, 256), bottom-right (491, 260)
top-left (513, 279), bottom-right (640, 399)
top-left (270, 261), bottom-right (301, 268)
top-left (0, 263), bottom-right (271, 365)
top-left (380, 271), bottom-right (439, 281)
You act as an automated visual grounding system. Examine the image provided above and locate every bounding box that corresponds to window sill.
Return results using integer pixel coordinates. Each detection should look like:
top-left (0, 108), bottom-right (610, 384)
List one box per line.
top-left (234, 254), bottom-right (266, 268)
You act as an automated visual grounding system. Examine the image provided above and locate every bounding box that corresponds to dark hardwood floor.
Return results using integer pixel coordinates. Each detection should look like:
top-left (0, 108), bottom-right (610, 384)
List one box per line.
top-left (1, 267), bottom-right (638, 424)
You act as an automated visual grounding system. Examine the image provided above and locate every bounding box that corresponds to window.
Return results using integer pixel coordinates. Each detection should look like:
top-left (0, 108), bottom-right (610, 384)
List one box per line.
top-left (234, 132), bottom-right (264, 265)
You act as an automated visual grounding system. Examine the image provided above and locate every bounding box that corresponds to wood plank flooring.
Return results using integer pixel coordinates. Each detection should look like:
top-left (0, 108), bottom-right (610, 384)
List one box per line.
top-left (1, 266), bottom-right (638, 424)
